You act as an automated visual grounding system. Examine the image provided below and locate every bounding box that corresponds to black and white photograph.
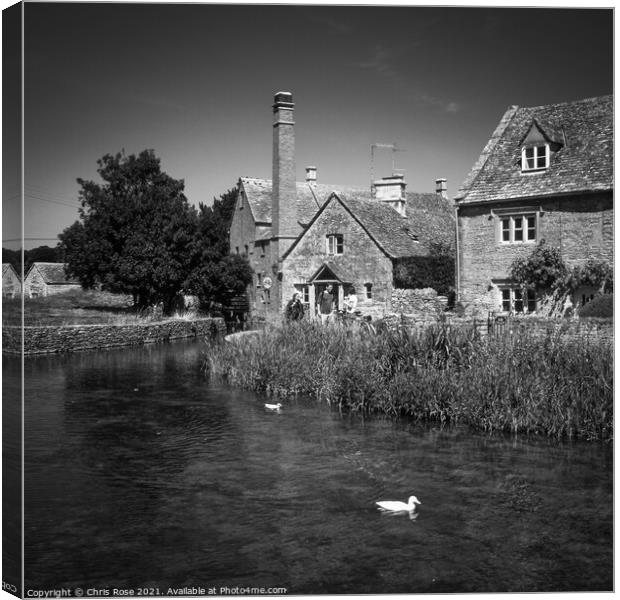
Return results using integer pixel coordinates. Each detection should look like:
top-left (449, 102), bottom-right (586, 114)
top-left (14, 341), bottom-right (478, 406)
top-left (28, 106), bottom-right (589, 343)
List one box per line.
top-left (2, 1), bottom-right (614, 597)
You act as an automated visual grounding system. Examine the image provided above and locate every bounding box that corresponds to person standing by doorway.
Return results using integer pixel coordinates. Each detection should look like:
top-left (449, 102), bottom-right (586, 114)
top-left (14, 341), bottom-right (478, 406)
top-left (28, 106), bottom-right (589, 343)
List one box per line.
top-left (285, 292), bottom-right (304, 321)
top-left (317, 284), bottom-right (335, 325)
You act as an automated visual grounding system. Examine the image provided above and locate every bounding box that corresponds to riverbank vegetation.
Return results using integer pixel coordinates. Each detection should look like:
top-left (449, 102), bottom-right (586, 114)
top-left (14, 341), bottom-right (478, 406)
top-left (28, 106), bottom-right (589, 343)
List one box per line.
top-left (204, 320), bottom-right (613, 442)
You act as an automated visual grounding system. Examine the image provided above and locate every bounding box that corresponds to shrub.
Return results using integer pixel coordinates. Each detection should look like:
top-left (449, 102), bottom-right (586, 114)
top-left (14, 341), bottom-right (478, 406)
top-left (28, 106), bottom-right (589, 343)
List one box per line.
top-left (393, 242), bottom-right (455, 295)
top-left (509, 240), bottom-right (567, 292)
top-left (579, 294), bottom-right (613, 318)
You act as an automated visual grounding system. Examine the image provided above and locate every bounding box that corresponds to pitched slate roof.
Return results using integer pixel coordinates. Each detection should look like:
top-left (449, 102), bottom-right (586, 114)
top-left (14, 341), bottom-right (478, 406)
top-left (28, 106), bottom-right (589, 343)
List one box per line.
top-left (28, 262), bottom-right (79, 284)
top-left (282, 190), bottom-right (454, 261)
top-left (456, 95), bottom-right (613, 205)
top-left (337, 192), bottom-right (454, 258)
top-left (239, 177), bottom-right (369, 226)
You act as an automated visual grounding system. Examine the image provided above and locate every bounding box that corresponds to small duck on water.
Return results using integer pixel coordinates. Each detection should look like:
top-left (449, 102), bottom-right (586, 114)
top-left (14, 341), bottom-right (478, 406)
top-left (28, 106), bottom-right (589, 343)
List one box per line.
top-left (264, 403), bottom-right (282, 411)
top-left (376, 495), bottom-right (421, 513)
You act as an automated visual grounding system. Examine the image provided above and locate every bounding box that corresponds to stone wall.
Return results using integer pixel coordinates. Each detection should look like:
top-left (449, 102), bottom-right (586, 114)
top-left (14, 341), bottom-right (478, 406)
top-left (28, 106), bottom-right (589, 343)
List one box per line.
top-left (457, 192), bottom-right (613, 316)
top-left (378, 312), bottom-right (613, 345)
top-left (284, 200), bottom-right (394, 317)
top-left (2, 317), bottom-right (226, 355)
top-left (390, 288), bottom-right (448, 320)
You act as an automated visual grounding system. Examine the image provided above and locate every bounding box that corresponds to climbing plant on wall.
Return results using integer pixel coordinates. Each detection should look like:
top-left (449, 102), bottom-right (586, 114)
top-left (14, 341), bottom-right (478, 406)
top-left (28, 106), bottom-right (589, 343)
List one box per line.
top-left (392, 242), bottom-right (455, 296)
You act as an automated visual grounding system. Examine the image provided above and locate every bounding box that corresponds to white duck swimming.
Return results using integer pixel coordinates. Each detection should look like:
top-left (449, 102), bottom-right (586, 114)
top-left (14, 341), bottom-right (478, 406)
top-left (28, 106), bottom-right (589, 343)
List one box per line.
top-left (376, 495), bottom-right (421, 512)
top-left (264, 403), bottom-right (282, 411)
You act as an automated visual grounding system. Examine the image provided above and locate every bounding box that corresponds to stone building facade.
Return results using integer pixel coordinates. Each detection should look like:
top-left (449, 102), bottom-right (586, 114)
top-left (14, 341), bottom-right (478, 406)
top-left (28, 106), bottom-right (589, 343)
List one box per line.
top-left (23, 262), bottom-right (81, 298)
top-left (228, 92), bottom-right (455, 320)
top-left (455, 95), bottom-right (613, 316)
top-left (2, 263), bottom-right (21, 297)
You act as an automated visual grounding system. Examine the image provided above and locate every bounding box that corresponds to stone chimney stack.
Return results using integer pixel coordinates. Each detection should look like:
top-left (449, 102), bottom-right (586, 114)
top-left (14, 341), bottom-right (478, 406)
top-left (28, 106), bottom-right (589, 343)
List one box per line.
top-left (435, 178), bottom-right (448, 199)
top-left (305, 166), bottom-right (317, 183)
top-left (373, 174), bottom-right (407, 216)
top-left (272, 91), bottom-right (297, 242)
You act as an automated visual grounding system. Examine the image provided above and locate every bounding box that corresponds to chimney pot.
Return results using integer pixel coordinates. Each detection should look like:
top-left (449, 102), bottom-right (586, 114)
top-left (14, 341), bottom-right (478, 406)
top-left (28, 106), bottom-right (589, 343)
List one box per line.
top-left (305, 166), bottom-right (317, 183)
top-left (435, 178), bottom-right (448, 198)
top-left (273, 91), bottom-right (294, 112)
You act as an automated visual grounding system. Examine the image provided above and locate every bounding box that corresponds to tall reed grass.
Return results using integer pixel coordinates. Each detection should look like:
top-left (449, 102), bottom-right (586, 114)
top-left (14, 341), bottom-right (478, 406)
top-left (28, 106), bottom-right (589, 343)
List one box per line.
top-left (203, 320), bottom-right (613, 441)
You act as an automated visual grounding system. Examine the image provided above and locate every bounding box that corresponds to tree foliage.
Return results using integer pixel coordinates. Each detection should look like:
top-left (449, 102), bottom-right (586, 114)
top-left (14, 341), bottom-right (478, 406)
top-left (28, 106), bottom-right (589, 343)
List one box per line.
top-left (509, 240), bottom-right (568, 292)
top-left (2, 245), bottom-right (63, 274)
top-left (510, 241), bottom-right (613, 300)
top-left (187, 188), bottom-right (253, 308)
top-left (393, 242), bottom-right (455, 296)
top-left (59, 152), bottom-right (254, 314)
top-left (59, 150), bottom-right (198, 312)
top-left (567, 259), bottom-right (613, 293)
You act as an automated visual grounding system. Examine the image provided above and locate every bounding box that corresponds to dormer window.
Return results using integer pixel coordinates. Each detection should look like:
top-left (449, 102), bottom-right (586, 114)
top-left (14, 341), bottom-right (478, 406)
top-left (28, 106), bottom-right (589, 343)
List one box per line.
top-left (521, 144), bottom-right (549, 171)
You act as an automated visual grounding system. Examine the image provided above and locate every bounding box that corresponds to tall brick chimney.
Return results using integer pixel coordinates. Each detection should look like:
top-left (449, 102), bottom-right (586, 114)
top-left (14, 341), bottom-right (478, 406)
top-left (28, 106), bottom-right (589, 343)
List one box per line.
top-left (272, 92), bottom-right (297, 243)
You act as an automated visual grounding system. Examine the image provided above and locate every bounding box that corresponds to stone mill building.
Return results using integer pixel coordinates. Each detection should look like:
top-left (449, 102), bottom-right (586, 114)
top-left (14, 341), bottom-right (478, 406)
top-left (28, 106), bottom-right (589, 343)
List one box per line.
top-left (228, 92), bottom-right (455, 320)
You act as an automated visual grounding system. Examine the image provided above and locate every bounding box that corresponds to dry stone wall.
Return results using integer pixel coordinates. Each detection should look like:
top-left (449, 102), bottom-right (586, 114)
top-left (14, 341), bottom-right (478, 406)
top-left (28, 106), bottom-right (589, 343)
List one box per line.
top-left (390, 288), bottom-right (448, 321)
top-left (3, 317), bottom-right (226, 355)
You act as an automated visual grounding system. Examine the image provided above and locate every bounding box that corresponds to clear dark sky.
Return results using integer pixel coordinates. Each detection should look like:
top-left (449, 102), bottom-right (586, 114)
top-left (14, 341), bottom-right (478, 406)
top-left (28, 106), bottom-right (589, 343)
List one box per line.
top-left (3, 2), bottom-right (614, 249)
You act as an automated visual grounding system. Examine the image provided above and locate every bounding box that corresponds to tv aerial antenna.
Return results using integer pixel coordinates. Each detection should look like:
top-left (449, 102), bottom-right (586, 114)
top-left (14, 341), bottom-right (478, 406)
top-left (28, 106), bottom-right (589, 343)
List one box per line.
top-left (370, 143), bottom-right (407, 191)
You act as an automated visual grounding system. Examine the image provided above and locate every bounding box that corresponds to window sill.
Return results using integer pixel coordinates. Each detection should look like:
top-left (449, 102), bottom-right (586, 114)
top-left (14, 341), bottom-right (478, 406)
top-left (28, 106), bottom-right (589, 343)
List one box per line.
top-left (498, 240), bottom-right (537, 246)
top-left (520, 169), bottom-right (548, 175)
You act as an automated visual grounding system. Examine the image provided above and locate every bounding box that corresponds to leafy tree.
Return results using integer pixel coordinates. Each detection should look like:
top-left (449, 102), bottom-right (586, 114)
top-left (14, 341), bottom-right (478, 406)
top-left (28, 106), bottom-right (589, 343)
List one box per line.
top-left (187, 188), bottom-right (253, 308)
top-left (25, 245), bottom-right (63, 271)
top-left (2, 248), bottom-right (21, 273)
top-left (509, 240), bottom-right (568, 292)
top-left (2, 245), bottom-right (63, 274)
top-left (190, 255), bottom-right (253, 309)
top-left (59, 150), bottom-right (198, 313)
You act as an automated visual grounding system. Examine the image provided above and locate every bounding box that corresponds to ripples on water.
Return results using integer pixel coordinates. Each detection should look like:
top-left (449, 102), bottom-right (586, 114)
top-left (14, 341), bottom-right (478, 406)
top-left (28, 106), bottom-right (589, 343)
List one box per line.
top-left (6, 340), bottom-right (612, 594)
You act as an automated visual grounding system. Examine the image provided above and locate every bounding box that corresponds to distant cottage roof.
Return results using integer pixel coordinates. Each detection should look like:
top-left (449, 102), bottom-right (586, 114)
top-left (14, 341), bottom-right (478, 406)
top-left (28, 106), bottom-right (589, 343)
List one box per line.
top-left (3, 263), bottom-right (20, 279)
top-left (27, 262), bottom-right (79, 285)
top-left (456, 95), bottom-right (613, 205)
top-left (240, 176), bottom-right (454, 256)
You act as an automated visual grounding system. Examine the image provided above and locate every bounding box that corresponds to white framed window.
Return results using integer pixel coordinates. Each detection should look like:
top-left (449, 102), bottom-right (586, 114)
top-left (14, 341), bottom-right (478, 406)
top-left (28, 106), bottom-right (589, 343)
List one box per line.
top-left (499, 214), bottom-right (537, 244)
top-left (500, 287), bottom-right (537, 314)
top-left (364, 283), bottom-right (373, 300)
top-left (521, 144), bottom-right (549, 171)
top-left (326, 234), bottom-right (344, 255)
top-left (295, 284), bottom-right (310, 304)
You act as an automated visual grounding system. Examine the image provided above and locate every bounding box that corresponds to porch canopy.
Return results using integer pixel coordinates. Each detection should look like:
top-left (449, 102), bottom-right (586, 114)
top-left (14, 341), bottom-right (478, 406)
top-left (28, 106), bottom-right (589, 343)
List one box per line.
top-left (307, 262), bottom-right (351, 285)
top-left (300, 263), bottom-right (351, 316)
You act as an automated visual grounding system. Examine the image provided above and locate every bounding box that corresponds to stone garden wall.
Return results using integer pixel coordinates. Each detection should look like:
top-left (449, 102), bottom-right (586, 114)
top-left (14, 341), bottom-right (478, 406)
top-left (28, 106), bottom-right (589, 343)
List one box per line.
top-left (389, 288), bottom-right (449, 322)
top-left (3, 317), bottom-right (226, 355)
top-left (378, 311), bottom-right (613, 345)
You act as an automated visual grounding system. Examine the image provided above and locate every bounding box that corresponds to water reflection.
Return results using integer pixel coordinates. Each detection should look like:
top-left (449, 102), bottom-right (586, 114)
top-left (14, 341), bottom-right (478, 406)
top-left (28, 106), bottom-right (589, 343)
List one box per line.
top-left (8, 340), bottom-right (612, 594)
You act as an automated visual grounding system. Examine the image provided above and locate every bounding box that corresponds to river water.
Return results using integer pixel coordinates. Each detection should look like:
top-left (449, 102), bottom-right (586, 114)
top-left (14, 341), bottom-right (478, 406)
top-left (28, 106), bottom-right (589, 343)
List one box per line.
top-left (9, 340), bottom-right (613, 594)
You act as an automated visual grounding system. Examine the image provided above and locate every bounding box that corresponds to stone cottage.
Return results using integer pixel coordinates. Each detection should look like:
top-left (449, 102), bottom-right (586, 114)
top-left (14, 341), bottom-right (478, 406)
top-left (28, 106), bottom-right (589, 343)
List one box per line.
top-left (454, 95), bottom-right (613, 316)
top-left (23, 262), bottom-right (81, 298)
top-left (2, 263), bottom-right (21, 297)
top-left (229, 92), bottom-right (455, 320)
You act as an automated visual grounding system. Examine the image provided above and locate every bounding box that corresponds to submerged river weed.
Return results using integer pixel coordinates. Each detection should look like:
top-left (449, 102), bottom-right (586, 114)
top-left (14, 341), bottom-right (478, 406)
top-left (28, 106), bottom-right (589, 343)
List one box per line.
top-left (203, 320), bottom-right (613, 441)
